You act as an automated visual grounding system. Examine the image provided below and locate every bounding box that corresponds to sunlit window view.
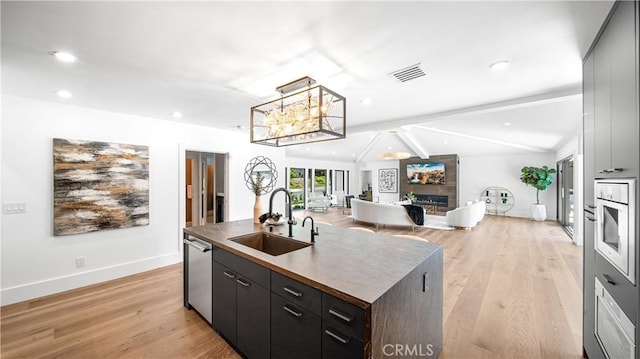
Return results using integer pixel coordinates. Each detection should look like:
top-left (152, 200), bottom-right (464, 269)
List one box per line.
top-left (289, 168), bottom-right (305, 209)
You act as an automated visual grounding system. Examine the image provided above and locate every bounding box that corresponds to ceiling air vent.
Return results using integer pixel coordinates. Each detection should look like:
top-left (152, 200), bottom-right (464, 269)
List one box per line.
top-left (389, 63), bottom-right (427, 83)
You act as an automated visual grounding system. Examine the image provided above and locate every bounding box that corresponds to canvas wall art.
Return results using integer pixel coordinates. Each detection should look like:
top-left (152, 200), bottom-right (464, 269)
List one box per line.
top-left (53, 138), bottom-right (149, 236)
top-left (379, 168), bottom-right (398, 193)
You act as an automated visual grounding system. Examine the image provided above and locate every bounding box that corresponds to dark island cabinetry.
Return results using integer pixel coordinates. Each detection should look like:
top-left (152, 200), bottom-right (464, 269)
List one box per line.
top-left (184, 220), bottom-right (443, 359)
top-left (321, 293), bottom-right (365, 358)
top-left (270, 271), bottom-right (322, 358)
top-left (212, 247), bottom-right (270, 357)
top-left (271, 293), bottom-right (321, 359)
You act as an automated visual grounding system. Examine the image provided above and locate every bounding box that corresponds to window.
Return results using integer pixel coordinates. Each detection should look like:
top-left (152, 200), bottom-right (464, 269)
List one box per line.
top-left (289, 168), bottom-right (306, 209)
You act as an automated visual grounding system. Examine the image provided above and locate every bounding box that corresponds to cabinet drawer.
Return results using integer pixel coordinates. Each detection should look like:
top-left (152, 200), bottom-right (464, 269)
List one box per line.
top-left (271, 293), bottom-right (321, 359)
top-left (322, 322), bottom-right (364, 359)
top-left (213, 247), bottom-right (270, 289)
top-left (595, 253), bottom-right (637, 323)
top-left (271, 271), bottom-right (321, 315)
top-left (322, 293), bottom-right (365, 340)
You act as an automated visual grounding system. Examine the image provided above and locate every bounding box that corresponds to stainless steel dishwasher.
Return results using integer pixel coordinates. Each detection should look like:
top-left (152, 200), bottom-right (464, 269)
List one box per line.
top-left (184, 235), bottom-right (212, 324)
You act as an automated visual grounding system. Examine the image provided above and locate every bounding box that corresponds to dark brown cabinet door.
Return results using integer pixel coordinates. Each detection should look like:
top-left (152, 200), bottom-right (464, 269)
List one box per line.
top-left (322, 323), bottom-right (364, 359)
top-left (212, 262), bottom-right (237, 345)
top-left (236, 276), bottom-right (270, 359)
top-left (271, 293), bottom-right (321, 359)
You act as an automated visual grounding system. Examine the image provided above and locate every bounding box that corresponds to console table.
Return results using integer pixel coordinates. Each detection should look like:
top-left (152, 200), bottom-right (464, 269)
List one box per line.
top-left (480, 186), bottom-right (514, 215)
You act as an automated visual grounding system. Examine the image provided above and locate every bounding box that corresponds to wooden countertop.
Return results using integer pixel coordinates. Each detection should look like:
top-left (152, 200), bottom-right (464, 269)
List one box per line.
top-left (184, 219), bottom-right (442, 308)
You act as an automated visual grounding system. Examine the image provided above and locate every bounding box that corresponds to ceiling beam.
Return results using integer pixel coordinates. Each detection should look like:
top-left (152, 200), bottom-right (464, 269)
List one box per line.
top-left (348, 86), bottom-right (582, 134)
top-left (397, 130), bottom-right (429, 159)
top-left (410, 125), bottom-right (547, 153)
top-left (354, 132), bottom-right (381, 163)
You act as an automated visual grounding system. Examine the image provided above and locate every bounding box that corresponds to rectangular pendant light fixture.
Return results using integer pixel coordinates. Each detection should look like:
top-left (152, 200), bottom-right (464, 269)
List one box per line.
top-left (250, 76), bottom-right (346, 147)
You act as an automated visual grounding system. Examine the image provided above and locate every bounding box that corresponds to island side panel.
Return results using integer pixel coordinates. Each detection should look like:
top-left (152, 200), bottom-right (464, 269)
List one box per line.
top-left (370, 248), bottom-right (443, 359)
top-left (183, 233), bottom-right (189, 309)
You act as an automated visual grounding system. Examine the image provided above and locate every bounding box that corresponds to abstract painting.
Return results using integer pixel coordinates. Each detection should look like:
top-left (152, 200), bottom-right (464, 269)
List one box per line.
top-left (53, 138), bottom-right (149, 236)
top-left (379, 168), bottom-right (398, 193)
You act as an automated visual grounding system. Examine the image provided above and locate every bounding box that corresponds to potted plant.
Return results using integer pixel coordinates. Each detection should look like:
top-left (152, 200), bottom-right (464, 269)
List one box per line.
top-left (404, 191), bottom-right (417, 203)
top-left (520, 165), bottom-right (557, 221)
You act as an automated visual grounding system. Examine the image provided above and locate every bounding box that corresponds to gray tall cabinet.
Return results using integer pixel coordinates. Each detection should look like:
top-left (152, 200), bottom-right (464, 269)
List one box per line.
top-left (583, 1), bottom-right (640, 358)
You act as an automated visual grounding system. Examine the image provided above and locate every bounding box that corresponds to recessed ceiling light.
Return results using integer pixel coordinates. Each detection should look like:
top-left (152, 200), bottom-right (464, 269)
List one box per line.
top-left (504, 122), bottom-right (511, 126)
top-left (171, 111), bottom-right (183, 118)
top-left (56, 90), bottom-right (72, 98)
top-left (360, 98), bottom-right (372, 106)
top-left (331, 151), bottom-right (336, 155)
top-left (305, 147), bottom-right (310, 151)
top-left (444, 141), bottom-right (449, 145)
top-left (489, 60), bottom-right (510, 70)
top-left (387, 146), bottom-right (392, 150)
top-left (51, 51), bottom-right (77, 63)
top-left (351, 153), bottom-right (356, 157)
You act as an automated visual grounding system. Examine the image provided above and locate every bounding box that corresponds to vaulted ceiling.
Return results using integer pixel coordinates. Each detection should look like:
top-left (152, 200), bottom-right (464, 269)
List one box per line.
top-left (1, 1), bottom-right (614, 161)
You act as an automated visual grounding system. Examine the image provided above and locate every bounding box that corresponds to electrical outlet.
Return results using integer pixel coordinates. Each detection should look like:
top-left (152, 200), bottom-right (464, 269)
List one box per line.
top-left (76, 257), bottom-right (86, 268)
top-left (3, 202), bottom-right (27, 214)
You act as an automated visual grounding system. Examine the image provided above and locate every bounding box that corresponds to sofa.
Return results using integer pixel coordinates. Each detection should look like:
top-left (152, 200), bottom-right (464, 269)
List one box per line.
top-left (445, 200), bottom-right (486, 229)
top-left (350, 199), bottom-right (421, 230)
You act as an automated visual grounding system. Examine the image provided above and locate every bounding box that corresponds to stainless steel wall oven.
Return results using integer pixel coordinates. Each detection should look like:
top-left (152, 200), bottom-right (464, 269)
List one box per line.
top-left (594, 277), bottom-right (636, 358)
top-left (595, 179), bottom-right (636, 284)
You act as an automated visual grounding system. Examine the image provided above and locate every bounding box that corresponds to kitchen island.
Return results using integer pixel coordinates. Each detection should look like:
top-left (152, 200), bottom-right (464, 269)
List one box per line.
top-left (184, 219), bottom-right (443, 358)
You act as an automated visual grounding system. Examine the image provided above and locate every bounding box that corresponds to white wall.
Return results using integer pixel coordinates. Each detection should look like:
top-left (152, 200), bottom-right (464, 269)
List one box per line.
top-left (355, 160), bottom-right (402, 204)
top-left (459, 153), bottom-right (558, 219)
top-left (1, 95), bottom-right (285, 305)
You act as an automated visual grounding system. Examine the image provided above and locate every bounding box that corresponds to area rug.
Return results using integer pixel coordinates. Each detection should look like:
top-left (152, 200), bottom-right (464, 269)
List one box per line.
top-left (423, 215), bottom-right (454, 231)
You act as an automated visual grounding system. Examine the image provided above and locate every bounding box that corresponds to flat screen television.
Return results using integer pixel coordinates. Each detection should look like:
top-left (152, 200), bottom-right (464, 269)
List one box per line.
top-left (406, 163), bottom-right (446, 185)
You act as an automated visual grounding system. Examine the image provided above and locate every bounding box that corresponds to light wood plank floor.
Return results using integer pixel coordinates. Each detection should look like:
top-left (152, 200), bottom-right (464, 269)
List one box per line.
top-left (1, 210), bottom-right (582, 358)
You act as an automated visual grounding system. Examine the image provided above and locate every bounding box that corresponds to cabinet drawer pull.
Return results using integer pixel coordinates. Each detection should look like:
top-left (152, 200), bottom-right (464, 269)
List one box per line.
top-left (328, 308), bottom-right (354, 323)
top-left (283, 304), bottom-right (303, 318)
top-left (587, 205), bottom-right (596, 209)
top-left (236, 278), bottom-right (250, 287)
top-left (608, 168), bottom-right (623, 173)
top-left (283, 286), bottom-right (303, 297)
top-left (586, 216), bottom-right (596, 222)
top-left (603, 274), bottom-right (616, 285)
top-left (325, 329), bottom-right (350, 344)
top-left (597, 169), bottom-right (606, 174)
top-left (223, 271), bottom-right (236, 279)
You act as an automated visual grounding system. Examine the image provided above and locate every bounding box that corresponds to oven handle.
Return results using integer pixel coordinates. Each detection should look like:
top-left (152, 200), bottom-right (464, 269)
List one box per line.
top-left (598, 168), bottom-right (624, 173)
top-left (602, 274), bottom-right (616, 285)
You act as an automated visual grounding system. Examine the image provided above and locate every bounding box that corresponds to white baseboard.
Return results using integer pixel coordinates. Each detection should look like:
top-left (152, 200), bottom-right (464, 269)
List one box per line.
top-left (1, 252), bottom-right (182, 306)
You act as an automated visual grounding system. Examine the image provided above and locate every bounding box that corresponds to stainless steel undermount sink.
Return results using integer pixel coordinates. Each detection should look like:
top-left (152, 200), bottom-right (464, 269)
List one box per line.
top-left (229, 232), bottom-right (312, 256)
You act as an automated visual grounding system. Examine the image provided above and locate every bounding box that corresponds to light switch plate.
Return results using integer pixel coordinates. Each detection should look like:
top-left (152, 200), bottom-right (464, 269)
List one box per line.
top-left (3, 202), bottom-right (27, 214)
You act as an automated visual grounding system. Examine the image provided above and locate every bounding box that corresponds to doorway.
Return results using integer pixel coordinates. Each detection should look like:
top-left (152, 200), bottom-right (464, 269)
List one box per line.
top-left (557, 156), bottom-right (574, 237)
top-left (185, 151), bottom-right (227, 227)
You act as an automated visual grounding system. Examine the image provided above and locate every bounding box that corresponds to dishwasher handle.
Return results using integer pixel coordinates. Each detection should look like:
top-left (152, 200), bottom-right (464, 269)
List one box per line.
top-left (184, 238), bottom-right (212, 252)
